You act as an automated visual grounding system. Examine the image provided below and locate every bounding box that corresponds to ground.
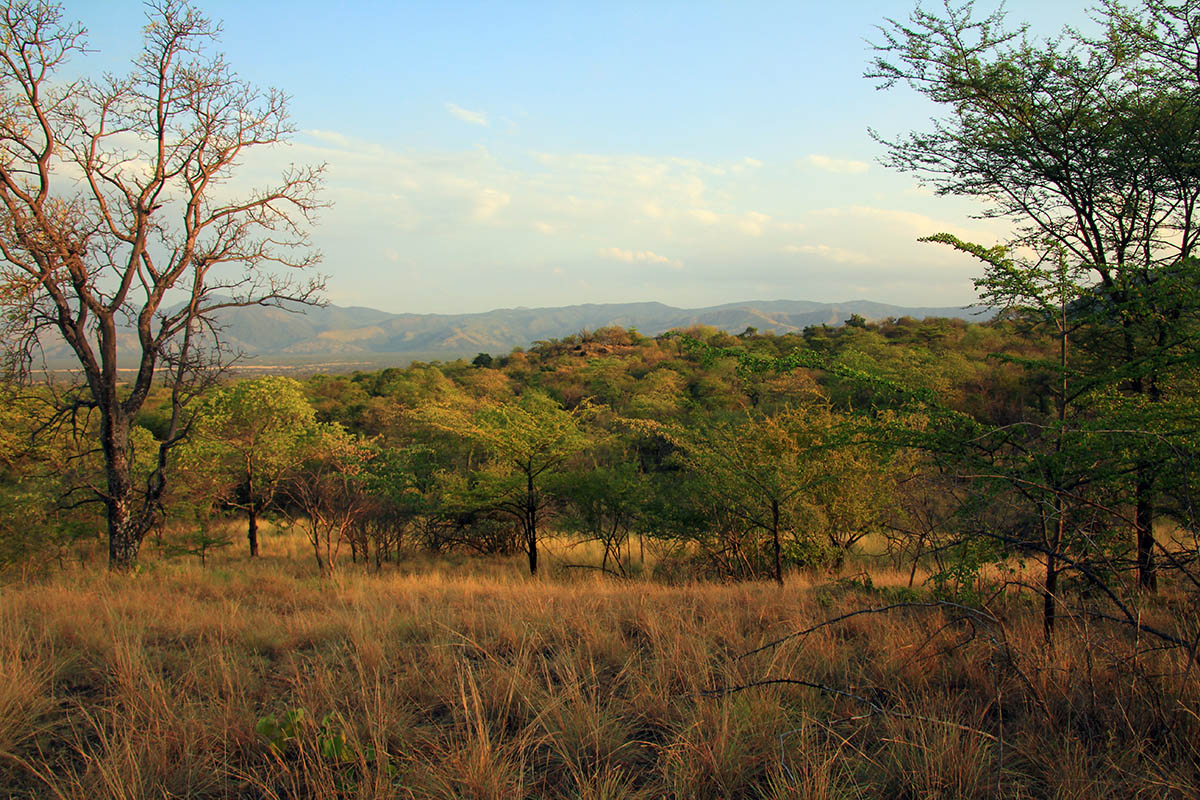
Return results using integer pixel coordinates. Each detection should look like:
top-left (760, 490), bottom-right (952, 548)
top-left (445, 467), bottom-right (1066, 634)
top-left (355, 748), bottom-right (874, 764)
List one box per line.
top-left (1, 528), bottom-right (1197, 798)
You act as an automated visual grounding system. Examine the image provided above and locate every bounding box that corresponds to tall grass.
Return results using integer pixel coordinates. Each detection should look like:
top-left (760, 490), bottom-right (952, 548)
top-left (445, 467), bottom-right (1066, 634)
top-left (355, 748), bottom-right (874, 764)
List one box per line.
top-left (1, 533), bottom-right (1197, 798)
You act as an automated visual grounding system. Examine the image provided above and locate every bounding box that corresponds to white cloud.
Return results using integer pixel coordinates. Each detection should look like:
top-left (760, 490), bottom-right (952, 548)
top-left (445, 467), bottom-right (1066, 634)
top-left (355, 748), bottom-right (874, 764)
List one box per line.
top-left (813, 204), bottom-right (1000, 242)
top-left (783, 243), bottom-right (874, 265)
top-left (600, 247), bottom-right (683, 270)
top-left (805, 154), bottom-right (870, 174)
top-left (305, 129), bottom-right (354, 147)
top-left (686, 208), bottom-right (772, 236)
top-left (472, 188), bottom-right (510, 221)
top-left (445, 102), bottom-right (489, 127)
top-left (738, 211), bottom-right (771, 237)
top-left (532, 221), bottom-right (555, 234)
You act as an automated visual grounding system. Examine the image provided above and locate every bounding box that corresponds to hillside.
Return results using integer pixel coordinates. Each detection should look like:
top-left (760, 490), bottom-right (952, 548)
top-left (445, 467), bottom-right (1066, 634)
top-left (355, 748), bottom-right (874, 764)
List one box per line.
top-left (29, 298), bottom-right (987, 369)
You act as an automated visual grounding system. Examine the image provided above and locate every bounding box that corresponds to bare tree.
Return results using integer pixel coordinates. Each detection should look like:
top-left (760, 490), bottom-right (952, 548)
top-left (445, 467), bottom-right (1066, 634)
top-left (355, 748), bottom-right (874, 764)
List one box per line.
top-left (0, 0), bottom-right (324, 569)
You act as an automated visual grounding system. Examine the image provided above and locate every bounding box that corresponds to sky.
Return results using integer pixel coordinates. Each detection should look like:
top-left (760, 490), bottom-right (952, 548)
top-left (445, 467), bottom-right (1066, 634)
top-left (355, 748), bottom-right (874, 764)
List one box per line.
top-left (71, 1), bottom-right (1102, 315)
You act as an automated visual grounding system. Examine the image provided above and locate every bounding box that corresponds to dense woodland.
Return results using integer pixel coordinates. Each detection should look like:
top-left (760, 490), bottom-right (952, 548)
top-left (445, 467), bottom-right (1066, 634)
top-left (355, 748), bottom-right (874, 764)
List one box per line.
top-left (3, 313), bottom-right (1197, 639)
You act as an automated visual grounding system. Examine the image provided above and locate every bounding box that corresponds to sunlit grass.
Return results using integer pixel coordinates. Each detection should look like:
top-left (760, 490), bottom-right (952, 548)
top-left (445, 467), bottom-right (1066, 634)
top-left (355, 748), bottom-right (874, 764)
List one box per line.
top-left (1, 542), bottom-right (1197, 798)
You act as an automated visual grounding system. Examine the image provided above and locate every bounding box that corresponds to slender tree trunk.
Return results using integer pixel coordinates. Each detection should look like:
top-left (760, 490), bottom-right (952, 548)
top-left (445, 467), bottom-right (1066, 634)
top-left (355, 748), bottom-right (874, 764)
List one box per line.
top-left (1044, 505), bottom-right (1064, 643)
top-left (1135, 470), bottom-right (1157, 591)
top-left (526, 470), bottom-right (538, 575)
top-left (1043, 549), bottom-right (1058, 643)
top-left (310, 523), bottom-right (334, 577)
top-left (1045, 302), bottom-right (1066, 642)
top-left (771, 500), bottom-right (783, 586)
top-left (527, 531), bottom-right (538, 575)
top-left (1130, 361), bottom-right (1160, 592)
top-left (908, 539), bottom-right (922, 588)
top-left (312, 534), bottom-right (325, 575)
top-left (247, 503), bottom-right (259, 557)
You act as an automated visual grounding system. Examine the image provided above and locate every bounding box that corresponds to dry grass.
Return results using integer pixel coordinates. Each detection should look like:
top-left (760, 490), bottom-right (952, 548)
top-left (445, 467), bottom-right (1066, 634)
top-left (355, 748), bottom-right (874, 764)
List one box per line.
top-left (1, 532), bottom-right (1198, 798)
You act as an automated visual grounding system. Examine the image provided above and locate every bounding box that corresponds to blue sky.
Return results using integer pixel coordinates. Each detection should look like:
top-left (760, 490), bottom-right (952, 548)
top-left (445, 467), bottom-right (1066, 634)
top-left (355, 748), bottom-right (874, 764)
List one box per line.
top-left (73, 1), bottom-right (1099, 314)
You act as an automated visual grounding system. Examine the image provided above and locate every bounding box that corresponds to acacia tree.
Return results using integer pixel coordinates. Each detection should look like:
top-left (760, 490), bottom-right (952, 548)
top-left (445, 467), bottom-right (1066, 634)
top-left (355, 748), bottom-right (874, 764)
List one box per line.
top-left (556, 438), bottom-right (647, 577)
top-left (416, 391), bottom-right (593, 576)
top-left (182, 376), bottom-right (317, 557)
top-left (0, 1), bottom-right (323, 568)
top-left (870, 0), bottom-right (1200, 589)
top-left (669, 406), bottom-right (835, 585)
top-left (281, 424), bottom-right (372, 577)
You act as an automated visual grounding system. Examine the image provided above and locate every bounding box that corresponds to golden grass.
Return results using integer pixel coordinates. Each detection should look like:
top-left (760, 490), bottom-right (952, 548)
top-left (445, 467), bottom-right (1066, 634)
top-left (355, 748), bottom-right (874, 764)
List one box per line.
top-left (1, 536), bottom-right (1198, 798)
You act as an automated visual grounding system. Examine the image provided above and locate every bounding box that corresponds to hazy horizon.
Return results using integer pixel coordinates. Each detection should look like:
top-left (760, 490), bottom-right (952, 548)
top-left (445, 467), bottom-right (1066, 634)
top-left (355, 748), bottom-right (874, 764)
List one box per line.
top-left (308, 294), bottom-right (984, 318)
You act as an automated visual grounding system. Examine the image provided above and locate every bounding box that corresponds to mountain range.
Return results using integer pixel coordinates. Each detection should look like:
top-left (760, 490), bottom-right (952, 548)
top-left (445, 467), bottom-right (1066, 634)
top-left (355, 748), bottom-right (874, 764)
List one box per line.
top-left (37, 298), bottom-right (989, 370)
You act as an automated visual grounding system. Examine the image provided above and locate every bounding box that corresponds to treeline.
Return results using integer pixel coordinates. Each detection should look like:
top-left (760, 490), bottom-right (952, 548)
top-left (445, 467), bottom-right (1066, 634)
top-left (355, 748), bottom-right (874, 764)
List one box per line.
top-left (3, 313), bottom-right (1197, 637)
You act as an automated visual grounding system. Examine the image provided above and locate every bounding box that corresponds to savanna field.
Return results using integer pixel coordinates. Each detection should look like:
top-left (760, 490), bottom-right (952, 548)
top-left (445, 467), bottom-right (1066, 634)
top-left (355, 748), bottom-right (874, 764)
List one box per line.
top-left (2, 321), bottom-right (1199, 799)
top-left (6, 0), bottom-right (1200, 796)
top-left (2, 526), bottom-right (1198, 799)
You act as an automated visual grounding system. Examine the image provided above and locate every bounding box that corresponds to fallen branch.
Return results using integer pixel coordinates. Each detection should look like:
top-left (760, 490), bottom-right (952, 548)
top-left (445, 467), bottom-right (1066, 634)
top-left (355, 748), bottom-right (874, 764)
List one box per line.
top-left (737, 601), bottom-right (1001, 661)
top-left (703, 677), bottom-right (999, 742)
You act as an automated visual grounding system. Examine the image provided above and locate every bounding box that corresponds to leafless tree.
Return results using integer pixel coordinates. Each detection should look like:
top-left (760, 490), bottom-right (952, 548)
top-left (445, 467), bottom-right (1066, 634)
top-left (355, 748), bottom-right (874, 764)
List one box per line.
top-left (0, 0), bottom-right (324, 568)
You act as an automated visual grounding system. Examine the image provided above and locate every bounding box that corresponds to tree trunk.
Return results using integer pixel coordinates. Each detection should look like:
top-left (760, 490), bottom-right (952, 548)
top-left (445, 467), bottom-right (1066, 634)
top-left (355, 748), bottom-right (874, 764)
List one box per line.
top-left (107, 495), bottom-right (143, 570)
top-left (1043, 505), bottom-right (1063, 643)
top-left (1043, 551), bottom-right (1058, 643)
top-left (247, 503), bottom-right (259, 557)
top-left (771, 500), bottom-right (783, 586)
top-left (102, 407), bottom-right (144, 571)
top-left (526, 470), bottom-right (539, 575)
top-left (1131, 366), bottom-right (1160, 592)
top-left (527, 532), bottom-right (538, 576)
top-left (1135, 469), bottom-right (1157, 592)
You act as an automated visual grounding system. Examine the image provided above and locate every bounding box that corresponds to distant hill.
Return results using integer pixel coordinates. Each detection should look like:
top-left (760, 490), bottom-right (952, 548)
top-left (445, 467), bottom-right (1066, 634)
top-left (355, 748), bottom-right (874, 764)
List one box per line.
top-left (34, 298), bottom-right (990, 369)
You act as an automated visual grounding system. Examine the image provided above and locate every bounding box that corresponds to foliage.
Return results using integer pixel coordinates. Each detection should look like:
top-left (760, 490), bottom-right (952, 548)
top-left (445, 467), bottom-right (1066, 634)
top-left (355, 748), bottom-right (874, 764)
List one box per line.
top-left (180, 377), bottom-right (318, 556)
top-left (412, 390), bottom-right (595, 575)
top-left (280, 423), bottom-right (374, 576)
top-left (870, 0), bottom-right (1200, 593)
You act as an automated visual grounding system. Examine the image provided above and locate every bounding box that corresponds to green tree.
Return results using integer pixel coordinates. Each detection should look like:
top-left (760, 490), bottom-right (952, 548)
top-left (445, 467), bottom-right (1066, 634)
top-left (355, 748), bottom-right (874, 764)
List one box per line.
top-left (0, 1), bottom-right (323, 570)
top-left (668, 406), bottom-right (836, 585)
top-left (920, 238), bottom-right (1136, 637)
top-left (555, 438), bottom-right (647, 577)
top-left (870, 0), bottom-right (1200, 589)
top-left (0, 387), bottom-right (104, 571)
top-left (182, 377), bottom-right (318, 557)
top-left (415, 391), bottom-right (593, 575)
top-left (281, 424), bottom-right (373, 577)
